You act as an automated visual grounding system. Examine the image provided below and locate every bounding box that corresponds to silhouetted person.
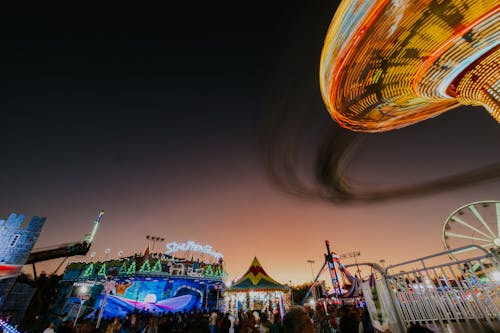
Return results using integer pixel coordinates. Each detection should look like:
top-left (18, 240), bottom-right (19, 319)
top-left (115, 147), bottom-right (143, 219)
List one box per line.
top-left (271, 313), bottom-right (282, 333)
top-left (360, 308), bottom-right (374, 333)
top-left (43, 322), bottom-right (55, 333)
top-left (282, 307), bottom-right (314, 333)
top-left (56, 321), bottom-right (72, 333)
top-left (339, 310), bottom-right (361, 333)
top-left (106, 317), bottom-right (122, 333)
top-left (221, 313), bottom-right (231, 333)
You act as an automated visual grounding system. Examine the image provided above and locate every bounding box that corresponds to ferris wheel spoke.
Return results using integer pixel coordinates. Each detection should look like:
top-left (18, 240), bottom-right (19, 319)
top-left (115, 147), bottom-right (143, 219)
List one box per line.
top-left (444, 231), bottom-right (491, 243)
top-left (469, 205), bottom-right (496, 238)
top-left (496, 203), bottom-right (500, 238)
top-left (450, 216), bottom-right (493, 240)
top-left (443, 201), bottom-right (500, 259)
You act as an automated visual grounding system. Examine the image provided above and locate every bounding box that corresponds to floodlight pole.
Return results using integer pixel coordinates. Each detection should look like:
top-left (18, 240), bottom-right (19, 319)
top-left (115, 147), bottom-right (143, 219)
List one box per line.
top-left (306, 259), bottom-right (316, 299)
top-left (306, 260), bottom-right (315, 281)
top-left (340, 250), bottom-right (362, 279)
top-left (146, 235), bottom-right (165, 252)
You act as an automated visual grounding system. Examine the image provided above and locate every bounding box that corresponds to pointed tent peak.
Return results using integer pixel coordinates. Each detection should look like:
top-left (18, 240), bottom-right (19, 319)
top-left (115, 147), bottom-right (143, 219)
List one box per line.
top-left (247, 257), bottom-right (272, 278)
top-left (251, 257), bottom-right (261, 267)
top-left (144, 244), bottom-right (151, 257)
top-left (229, 257), bottom-right (289, 292)
top-left (243, 257), bottom-right (273, 280)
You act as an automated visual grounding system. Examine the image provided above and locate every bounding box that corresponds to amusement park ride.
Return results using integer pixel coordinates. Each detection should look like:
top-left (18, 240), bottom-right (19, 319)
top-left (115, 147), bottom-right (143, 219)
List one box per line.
top-left (306, 200), bottom-right (500, 304)
top-left (26, 210), bottom-right (104, 278)
top-left (320, 0), bottom-right (499, 132)
top-left (0, 211), bottom-right (104, 320)
top-left (442, 200), bottom-right (500, 259)
top-left (303, 240), bottom-right (362, 304)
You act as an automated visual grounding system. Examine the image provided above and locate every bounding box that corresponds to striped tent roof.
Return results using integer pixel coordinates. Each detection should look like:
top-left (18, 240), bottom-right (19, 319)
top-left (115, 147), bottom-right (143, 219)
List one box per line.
top-left (227, 257), bottom-right (289, 292)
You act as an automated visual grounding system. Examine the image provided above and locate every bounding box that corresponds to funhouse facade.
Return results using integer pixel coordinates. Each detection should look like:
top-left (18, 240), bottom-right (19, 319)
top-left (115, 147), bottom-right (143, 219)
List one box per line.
top-left (50, 250), bottom-right (226, 320)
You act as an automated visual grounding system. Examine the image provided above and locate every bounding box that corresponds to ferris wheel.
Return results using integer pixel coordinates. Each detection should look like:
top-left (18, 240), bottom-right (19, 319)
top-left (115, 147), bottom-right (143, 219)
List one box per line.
top-left (442, 200), bottom-right (500, 259)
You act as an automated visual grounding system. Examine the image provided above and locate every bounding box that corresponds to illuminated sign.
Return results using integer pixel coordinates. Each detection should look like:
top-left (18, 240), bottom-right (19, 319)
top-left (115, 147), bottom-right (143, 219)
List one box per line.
top-left (165, 241), bottom-right (223, 260)
top-left (72, 281), bottom-right (96, 288)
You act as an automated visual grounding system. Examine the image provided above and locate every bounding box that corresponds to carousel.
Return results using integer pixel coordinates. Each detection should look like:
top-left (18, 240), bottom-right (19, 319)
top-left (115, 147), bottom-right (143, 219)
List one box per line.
top-left (224, 257), bottom-right (290, 314)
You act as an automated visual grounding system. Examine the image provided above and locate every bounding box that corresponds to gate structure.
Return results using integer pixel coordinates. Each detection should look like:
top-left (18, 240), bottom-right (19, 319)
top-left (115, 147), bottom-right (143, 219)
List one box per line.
top-left (352, 245), bottom-right (500, 333)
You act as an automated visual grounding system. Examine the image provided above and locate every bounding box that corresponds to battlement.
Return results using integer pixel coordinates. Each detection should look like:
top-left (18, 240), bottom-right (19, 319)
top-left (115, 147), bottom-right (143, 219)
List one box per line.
top-left (0, 213), bottom-right (45, 232)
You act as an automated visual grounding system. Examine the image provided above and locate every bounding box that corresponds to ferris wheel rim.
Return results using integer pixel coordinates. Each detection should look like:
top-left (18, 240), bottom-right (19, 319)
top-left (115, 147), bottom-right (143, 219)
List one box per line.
top-left (442, 200), bottom-right (500, 258)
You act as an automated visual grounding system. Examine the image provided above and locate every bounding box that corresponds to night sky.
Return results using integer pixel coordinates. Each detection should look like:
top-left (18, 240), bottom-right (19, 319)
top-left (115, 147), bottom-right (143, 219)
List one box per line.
top-left (2, 5), bottom-right (499, 284)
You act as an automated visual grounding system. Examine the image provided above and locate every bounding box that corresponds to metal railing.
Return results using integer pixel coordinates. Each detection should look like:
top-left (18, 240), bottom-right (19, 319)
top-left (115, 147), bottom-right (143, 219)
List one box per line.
top-left (347, 245), bottom-right (500, 333)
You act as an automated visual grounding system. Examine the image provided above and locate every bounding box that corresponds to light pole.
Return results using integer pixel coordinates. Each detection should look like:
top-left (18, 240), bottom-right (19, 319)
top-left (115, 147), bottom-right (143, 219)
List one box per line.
top-left (306, 260), bottom-right (316, 299)
top-left (289, 280), bottom-right (294, 306)
top-left (146, 235), bottom-right (165, 252)
top-left (306, 260), bottom-right (315, 280)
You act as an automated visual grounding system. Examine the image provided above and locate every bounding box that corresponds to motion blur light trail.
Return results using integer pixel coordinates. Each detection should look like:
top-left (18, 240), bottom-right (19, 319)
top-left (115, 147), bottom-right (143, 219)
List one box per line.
top-left (261, 117), bottom-right (500, 203)
top-left (261, 1), bottom-right (500, 203)
top-left (314, 131), bottom-right (500, 202)
top-left (320, 0), bottom-right (500, 131)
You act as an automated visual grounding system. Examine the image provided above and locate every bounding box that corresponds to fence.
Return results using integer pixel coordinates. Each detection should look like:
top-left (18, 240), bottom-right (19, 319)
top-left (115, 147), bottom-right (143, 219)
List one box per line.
top-left (349, 245), bottom-right (500, 333)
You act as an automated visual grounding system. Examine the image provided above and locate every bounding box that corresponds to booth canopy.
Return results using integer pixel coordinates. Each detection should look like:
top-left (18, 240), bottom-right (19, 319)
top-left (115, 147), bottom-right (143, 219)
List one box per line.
top-left (227, 257), bottom-right (289, 292)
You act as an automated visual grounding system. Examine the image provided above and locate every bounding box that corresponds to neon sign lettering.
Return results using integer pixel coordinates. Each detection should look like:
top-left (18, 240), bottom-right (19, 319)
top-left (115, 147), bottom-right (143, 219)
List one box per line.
top-left (165, 241), bottom-right (223, 260)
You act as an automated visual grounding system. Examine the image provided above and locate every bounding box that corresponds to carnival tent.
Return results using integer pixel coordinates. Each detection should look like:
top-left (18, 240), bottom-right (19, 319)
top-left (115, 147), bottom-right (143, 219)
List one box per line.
top-left (224, 257), bottom-right (290, 313)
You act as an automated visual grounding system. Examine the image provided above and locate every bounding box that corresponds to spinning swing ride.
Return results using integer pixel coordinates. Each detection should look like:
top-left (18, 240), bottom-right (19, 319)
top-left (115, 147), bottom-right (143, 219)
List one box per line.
top-left (320, 0), bottom-right (500, 132)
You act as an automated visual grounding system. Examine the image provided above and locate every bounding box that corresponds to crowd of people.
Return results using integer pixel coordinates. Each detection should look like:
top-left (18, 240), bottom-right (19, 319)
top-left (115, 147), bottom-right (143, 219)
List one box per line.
top-left (16, 303), bottom-right (434, 333)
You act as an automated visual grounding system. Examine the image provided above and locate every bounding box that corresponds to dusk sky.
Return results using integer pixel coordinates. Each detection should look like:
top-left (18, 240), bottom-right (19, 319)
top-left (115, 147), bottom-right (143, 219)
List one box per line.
top-left (2, 5), bottom-right (499, 285)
